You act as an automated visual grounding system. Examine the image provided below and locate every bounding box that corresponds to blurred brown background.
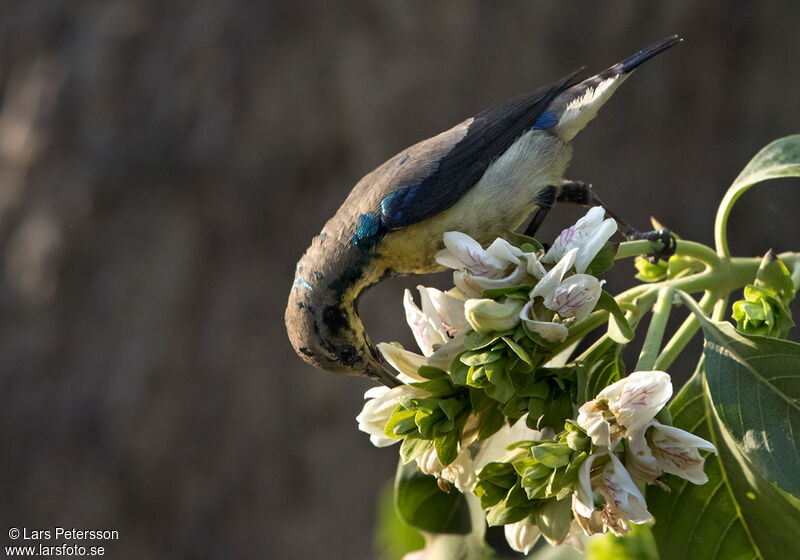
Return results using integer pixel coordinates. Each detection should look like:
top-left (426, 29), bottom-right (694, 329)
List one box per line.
top-left (1, 1), bottom-right (799, 559)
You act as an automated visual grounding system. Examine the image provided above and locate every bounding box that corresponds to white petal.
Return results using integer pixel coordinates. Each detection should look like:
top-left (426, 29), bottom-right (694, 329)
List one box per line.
top-left (526, 253), bottom-right (547, 279)
top-left (452, 263), bottom-right (530, 298)
top-left (649, 421), bottom-right (717, 484)
top-left (625, 426), bottom-right (661, 484)
top-left (576, 402), bottom-right (613, 449)
top-left (486, 237), bottom-right (523, 264)
top-left (519, 301), bottom-right (568, 343)
top-left (549, 275), bottom-right (604, 320)
top-left (427, 330), bottom-right (467, 370)
top-left (438, 231), bottom-right (505, 275)
top-left (575, 217), bottom-right (617, 274)
top-left (404, 290), bottom-right (446, 356)
top-left (543, 207), bottom-right (617, 274)
top-left (421, 286), bottom-right (468, 338)
top-left (598, 370), bottom-right (672, 435)
top-left (356, 384), bottom-right (427, 447)
top-left (378, 342), bottom-right (428, 381)
top-left (572, 452), bottom-right (603, 519)
top-left (531, 248), bottom-right (578, 306)
top-left (603, 454), bottom-right (653, 524)
top-left (473, 414), bottom-right (549, 472)
top-left (504, 522), bottom-right (541, 554)
top-left (441, 448), bottom-right (478, 492)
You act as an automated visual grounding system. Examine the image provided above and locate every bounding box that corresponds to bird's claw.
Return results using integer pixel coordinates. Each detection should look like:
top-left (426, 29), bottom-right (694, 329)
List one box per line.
top-left (632, 228), bottom-right (677, 263)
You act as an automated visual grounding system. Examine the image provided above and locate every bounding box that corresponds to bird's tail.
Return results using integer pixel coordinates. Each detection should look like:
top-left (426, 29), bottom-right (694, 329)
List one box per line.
top-left (551, 35), bottom-right (682, 141)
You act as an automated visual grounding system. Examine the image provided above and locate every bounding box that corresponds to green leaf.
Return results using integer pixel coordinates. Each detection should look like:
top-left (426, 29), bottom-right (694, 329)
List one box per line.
top-left (715, 135), bottom-right (800, 257)
top-left (676, 289), bottom-right (800, 499)
top-left (596, 290), bottom-right (634, 343)
top-left (477, 405), bottom-right (506, 440)
top-left (588, 525), bottom-right (658, 560)
top-left (385, 407), bottom-right (418, 439)
top-left (400, 435), bottom-right (432, 464)
top-left (464, 329), bottom-right (506, 351)
top-left (648, 367), bottom-right (800, 559)
top-left (416, 365), bottom-right (446, 380)
top-left (531, 443), bottom-right (572, 469)
top-left (435, 431), bottom-right (460, 466)
top-left (699, 316), bottom-right (800, 498)
top-left (502, 336), bottom-right (533, 367)
top-left (394, 461), bottom-right (471, 535)
top-left (374, 480), bottom-right (425, 560)
top-left (450, 353), bottom-right (470, 386)
top-left (460, 350), bottom-right (503, 366)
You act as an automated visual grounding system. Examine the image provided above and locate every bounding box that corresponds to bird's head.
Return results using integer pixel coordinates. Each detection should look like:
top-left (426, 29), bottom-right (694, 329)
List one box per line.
top-left (285, 234), bottom-right (399, 386)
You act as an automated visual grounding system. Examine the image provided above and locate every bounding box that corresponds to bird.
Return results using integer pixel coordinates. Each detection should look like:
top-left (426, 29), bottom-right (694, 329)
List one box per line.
top-left (286, 36), bottom-right (682, 388)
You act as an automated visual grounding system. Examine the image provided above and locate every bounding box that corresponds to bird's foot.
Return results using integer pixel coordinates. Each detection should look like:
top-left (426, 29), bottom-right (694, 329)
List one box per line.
top-left (631, 228), bottom-right (677, 262)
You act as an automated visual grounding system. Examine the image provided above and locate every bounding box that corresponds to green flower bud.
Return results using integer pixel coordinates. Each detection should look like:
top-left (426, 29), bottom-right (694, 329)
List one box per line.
top-left (465, 298), bottom-right (524, 334)
top-left (634, 256), bottom-right (667, 282)
top-left (566, 430), bottom-right (591, 452)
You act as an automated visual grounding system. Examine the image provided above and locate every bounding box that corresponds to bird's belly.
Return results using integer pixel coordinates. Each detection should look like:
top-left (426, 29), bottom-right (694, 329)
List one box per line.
top-left (380, 131), bottom-right (571, 274)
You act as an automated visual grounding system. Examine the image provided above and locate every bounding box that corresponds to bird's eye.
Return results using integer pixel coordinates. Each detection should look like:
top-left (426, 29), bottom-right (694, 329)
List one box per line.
top-left (338, 345), bottom-right (358, 365)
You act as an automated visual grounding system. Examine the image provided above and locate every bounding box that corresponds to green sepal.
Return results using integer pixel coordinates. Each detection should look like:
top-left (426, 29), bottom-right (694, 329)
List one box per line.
top-left (634, 256), bottom-right (668, 282)
top-left (481, 285), bottom-right (533, 300)
top-left (584, 241), bottom-right (617, 277)
top-left (754, 250), bottom-right (795, 302)
top-left (505, 231), bottom-right (544, 252)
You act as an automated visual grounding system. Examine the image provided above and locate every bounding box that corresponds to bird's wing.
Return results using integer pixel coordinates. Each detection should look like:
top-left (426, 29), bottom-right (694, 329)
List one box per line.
top-left (379, 70), bottom-right (582, 230)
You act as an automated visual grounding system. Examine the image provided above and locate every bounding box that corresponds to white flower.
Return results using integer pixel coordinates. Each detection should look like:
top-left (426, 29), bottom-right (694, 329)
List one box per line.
top-left (378, 287), bottom-right (467, 379)
top-left (550, 274), bottom-right (604, 321)
top-left (404, 287), bottom-right (466, 356)
top-left (519, 301), bottom-right (568, 343)
top-left (435, 232), bottom-right (529, 297)
top-left (416, 446), bottom-right (477, 493)
top-left (464, 298), bottom-right (524, 334)
top-left (627, 420), bottom-right (717, 485)
top-left (504, 522), bottom-right (541, 554)
top-left (356, 384), bottom-right (428, 447)
top-left (542, 206), bottom-right (617, 274)
top-left (572, 452), bottom-right (652, 537)
top-left (577, 370), bottom-right (672, 449)
top-left (530, 247), bottom-right (603, 320)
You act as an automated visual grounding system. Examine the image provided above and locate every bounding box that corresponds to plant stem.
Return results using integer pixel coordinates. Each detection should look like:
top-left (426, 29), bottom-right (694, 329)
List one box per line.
top-left (654, 291), bottom-right (716, 371)
top-left (636, 287), bottom-right (674, 371)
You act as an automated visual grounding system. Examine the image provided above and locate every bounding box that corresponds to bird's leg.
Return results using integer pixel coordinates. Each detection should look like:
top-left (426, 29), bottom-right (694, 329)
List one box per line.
top-left (525, 180), bottom-right (676, 260)
top-left (523, 185), bottom-right (557, 237)
top-left (559, 179), bottom-right (677, 261)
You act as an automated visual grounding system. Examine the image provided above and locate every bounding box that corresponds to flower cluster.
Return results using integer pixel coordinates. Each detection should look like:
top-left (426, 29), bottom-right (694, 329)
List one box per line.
top-left (355, 208), bottom-right (717, 554)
